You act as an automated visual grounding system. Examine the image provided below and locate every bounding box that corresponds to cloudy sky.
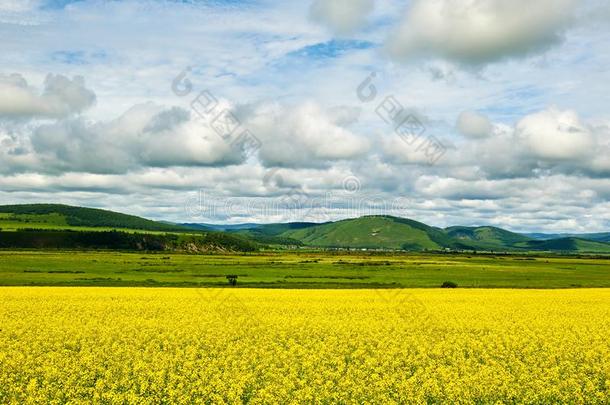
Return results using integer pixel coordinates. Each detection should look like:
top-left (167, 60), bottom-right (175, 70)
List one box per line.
top-left (1, 0), bottom-right (609, 232)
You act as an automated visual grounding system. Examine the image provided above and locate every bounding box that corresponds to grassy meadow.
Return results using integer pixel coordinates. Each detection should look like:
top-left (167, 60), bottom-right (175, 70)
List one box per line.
top-left (2, 250), bottom-right (610, 288)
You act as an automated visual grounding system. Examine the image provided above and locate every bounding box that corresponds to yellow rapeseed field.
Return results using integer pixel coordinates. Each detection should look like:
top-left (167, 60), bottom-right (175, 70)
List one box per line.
top-left (0, 287), bottom-right (609, 404)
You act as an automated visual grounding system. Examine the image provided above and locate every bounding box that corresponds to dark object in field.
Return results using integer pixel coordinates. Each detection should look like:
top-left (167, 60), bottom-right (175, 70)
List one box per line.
top-left (47, 270), bottom-right (85, 274)
top-left (441, 281), bottom-right (458, 288)
top-left (226, 275), bottom-right (238, 286)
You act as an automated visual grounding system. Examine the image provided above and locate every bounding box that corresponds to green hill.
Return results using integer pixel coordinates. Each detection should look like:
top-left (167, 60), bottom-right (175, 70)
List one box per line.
top-left (519, 237), bottom-right (610, 253)
top-left (526, 232), bottom-right (610, 243)
top-left (0, 204), bottom-right (259, 252)
top-left (2, 204), bottom-right (610, 254)
top-left (244, 222), bottom-right (319, 236)
top-left (445, 226), bottom-right (532, 251)
top-left (0, 204), bottom-right (189, 233)
top-left (276, 217), bottom-right (610, 253)
top-left (280, 215), bottom-right (453, 250)
top-left (231, 222), bottom-right (318, 247)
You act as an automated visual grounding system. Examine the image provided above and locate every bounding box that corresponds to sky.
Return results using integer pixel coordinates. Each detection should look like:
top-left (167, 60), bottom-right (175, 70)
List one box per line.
top-left (1, 0), bottom-right (610, 232)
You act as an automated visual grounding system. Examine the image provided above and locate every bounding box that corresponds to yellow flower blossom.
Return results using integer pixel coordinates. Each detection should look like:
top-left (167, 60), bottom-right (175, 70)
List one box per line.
top-left (0, 287), bottom-right (608, 404)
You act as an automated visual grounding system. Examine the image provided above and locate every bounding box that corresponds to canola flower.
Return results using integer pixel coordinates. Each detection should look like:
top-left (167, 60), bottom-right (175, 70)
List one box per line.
top-left (0, 287), bottom-right (609, 404)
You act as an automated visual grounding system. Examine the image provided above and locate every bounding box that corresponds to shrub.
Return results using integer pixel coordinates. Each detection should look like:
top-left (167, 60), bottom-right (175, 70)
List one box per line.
top-left (226, 275), bottom-right (238, 286)
top-left (441, 281), bottom-right (458, 288)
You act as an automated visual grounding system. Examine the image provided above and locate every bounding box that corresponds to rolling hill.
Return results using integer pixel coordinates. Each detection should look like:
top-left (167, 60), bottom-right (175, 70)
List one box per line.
top-left (0, 204), bottom-right (189, 232)
top-left (526, 232), bottom-right (610, 243)
top-left (260, 216), bottom-right (610, 253)
top-left (0, 204), bottom-right (258, 252)
top-left (2, 204), bottom-right (610, 253)
top-left (181, 223), bottom-right (258, 231)
top-left (445, 226), bottom-right (532, 251)
top-left (519, 237), bottom-right (610, 253)
top-left (279, 216), bottom-right (454, 250)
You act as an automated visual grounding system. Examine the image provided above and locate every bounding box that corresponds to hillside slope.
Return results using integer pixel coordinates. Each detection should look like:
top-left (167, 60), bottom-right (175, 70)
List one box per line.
top-left (281, 216), bottom-right (453, 250)
top-left (0, 204), bottom-right (259, 252)
top-left (278, 217), bottom-right (610, 253)
top-left (3, 204), bottom-right (610, 253)
top-left (519, 237), bottom-right (610, 253)
top-left (445, 226), bottom-right (532, 251)
top-left (526, 232), bottom-right (610, 243)
top-left (0, 204), bottom-right (189, 232)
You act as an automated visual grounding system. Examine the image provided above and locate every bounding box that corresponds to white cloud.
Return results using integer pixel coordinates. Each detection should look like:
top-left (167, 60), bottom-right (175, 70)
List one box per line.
top-left (515, 107), bottom-right (595, 160)
top-left (456, 111), bottom-right (493, 138)
top-left (309, 0), bottom-right (374, 35)
top-left (380, 135), bottom-right (440, 166)
top-left (379, 106), bottom-right (605, 183)
top-left (242, 102), bottom-right (370, 168)
top-left (27, 102), bottom-right (243, 174)
top-left (386, 0), bottom-right (577, 65)
top-left (0, 73), bottom-right (96, 118)
top-left (0, 1), bottom-right (609, 232)
top-left (0, 0), bottom-right (39, 13)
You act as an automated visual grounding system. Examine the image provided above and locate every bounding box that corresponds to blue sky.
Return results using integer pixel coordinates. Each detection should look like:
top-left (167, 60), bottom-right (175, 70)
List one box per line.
top-left (0, 0), bottom-right (610, 232)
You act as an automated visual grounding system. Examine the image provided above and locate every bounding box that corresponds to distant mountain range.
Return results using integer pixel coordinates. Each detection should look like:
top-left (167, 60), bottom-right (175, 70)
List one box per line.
top-left (1, 204), bottom-right (610, 253)
top-left (524, 232), bottom-right (610, 243)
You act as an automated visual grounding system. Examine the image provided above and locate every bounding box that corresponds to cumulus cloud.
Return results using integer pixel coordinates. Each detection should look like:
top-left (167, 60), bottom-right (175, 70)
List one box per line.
top-left (456, 111), bottom-right (493, 138)
top-left (460, 107), bottom-right (605, 181)
top-left (386, 0), bottom-right (577, 65)
top-left (515, 107), bottom-right (595, 160)
top-left (415, 176), bottom-right (513, 200)
top-left (381, 106), bottom-right (602, 180)
top-left (309, 0), bottom-right (374, 36)
top-left (0, 73), bottom-right (96, 118)
top-left (381, 135), bottom-right (445, 166)
top-left (27, 103), bottom-right (243, 174)
top-left (242, 102), bottom-right (370, 168)
top-left (1, 93), bottom-right (371, 175)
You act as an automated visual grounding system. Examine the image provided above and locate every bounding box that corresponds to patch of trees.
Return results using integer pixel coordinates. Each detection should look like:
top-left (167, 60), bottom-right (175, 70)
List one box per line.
top-left (0, 230), bottom-right (258, 252)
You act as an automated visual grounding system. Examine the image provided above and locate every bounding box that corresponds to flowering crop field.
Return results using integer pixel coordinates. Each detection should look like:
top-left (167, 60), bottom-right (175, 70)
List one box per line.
top-left (1, 288), bottom-right (609, 404)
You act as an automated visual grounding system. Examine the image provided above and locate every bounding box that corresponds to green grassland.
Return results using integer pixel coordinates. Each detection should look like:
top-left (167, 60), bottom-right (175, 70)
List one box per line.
top-left (1, 250), bottom-right (610, 288)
